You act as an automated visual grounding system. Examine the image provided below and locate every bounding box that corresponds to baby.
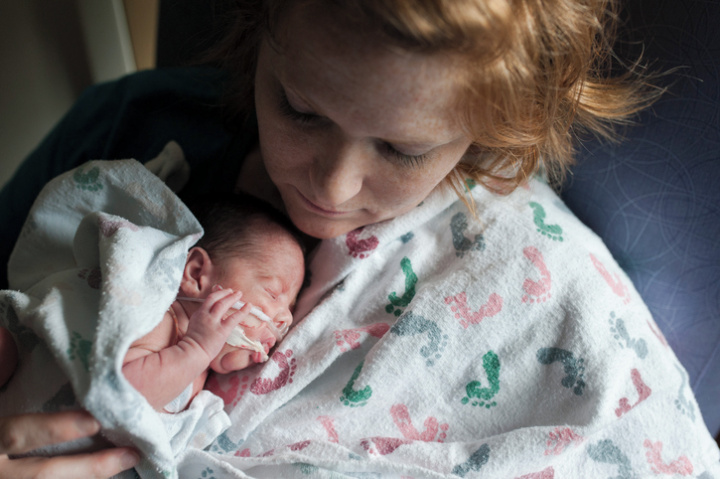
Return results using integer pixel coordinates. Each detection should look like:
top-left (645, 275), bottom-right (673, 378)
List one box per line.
top-left (122, 193), bottom-right (306, 412)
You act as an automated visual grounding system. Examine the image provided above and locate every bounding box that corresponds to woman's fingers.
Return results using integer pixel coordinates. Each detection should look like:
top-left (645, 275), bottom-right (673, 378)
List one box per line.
top-left (0, 411), bottom-right (99, 455)
top-left (0, 447), bottom-right (139, 479)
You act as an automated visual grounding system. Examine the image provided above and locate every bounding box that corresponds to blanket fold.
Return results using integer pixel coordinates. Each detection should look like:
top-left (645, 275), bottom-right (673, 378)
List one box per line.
top-left (0, 153), bottom-right (224, 478)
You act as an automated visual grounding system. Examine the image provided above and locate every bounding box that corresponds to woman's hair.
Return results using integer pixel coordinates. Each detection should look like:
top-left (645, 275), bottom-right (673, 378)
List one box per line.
top-left (210, 0), bottom-right (661, 204)
top-left (187, 192), bottom-right (307, 263)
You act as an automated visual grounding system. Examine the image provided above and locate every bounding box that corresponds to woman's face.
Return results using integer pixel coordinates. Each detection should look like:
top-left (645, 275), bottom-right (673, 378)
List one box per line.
top-left (254, 7), bottom-right (473, 239)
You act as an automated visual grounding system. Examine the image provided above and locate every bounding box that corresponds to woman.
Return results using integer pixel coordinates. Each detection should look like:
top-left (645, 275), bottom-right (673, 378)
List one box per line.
top-left (1, 0), bottom-right (718, 477)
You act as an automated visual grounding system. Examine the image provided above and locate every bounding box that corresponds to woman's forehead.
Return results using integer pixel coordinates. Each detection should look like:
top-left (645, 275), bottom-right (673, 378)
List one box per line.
top-left (267, 11), bottom-right (466, 143)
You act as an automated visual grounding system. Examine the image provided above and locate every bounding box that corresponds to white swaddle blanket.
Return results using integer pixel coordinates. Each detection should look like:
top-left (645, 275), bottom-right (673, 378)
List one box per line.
top-left (182, 177), bottom-right (719, 477)
top-left (1, 149), bottom-right (718, 479)
top-left (0, 153), bottom-right (229, 478)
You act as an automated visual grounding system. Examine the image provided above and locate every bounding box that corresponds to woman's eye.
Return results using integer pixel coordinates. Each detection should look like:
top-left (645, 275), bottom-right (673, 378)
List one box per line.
top-left (278, 90), bottom-right (321, 125)
top-left (380, 142), bottom-right (429, 167)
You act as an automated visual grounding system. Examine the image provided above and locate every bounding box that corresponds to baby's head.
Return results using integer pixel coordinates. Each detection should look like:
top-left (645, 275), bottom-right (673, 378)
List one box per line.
top-left (183, 193), bottom-right (306, 373)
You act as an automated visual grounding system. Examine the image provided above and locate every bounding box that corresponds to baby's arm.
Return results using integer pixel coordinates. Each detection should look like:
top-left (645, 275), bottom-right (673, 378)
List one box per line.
top-left (122, 289), bottom-right (249, 410)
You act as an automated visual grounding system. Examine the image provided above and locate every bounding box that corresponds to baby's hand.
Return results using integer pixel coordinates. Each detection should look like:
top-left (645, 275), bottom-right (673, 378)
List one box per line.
top-left (182, 288), bottom-right (250, 363)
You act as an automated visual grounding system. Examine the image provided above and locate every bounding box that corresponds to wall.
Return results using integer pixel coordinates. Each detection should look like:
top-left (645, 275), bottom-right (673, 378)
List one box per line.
top-left (0, 0), bottom-right (157, 190)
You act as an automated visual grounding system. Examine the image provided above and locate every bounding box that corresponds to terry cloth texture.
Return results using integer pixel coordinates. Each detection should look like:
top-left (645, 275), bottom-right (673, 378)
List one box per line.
top-left (185, 178), bottom-right (720, 478)
top-left (0, 155), bottom-right (230, 478)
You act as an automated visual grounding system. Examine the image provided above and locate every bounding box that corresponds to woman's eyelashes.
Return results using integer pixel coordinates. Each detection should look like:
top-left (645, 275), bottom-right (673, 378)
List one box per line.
top-left (278, 89), bottom-right (321, 125)
top-left (379, 142), bottom-right (430, 167)
top-left (277, 86), bottom-right (430, 167)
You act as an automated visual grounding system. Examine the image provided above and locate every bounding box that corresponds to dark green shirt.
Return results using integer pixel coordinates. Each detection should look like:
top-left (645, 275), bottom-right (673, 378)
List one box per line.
top-left (0, 67), bottom-right (257, 288)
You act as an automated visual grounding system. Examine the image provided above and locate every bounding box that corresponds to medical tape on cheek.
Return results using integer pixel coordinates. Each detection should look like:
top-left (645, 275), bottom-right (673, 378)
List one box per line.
top-left (175, 297), bottom-right (278, 361)
top-left (225, 327), bottom-right (269, 362)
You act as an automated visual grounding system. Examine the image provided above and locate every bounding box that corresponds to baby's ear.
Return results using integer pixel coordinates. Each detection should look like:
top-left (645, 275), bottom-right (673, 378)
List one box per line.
top-left (180, 247), bottom-right (214, 296)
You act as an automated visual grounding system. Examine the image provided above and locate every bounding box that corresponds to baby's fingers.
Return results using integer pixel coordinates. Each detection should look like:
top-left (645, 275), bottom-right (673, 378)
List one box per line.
top-left (222, 301), bottom-right (254, 331)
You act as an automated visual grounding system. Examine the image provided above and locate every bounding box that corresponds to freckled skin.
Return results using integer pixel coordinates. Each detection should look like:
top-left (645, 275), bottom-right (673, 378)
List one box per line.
top-left (248, 5), bottom-right (473, 240)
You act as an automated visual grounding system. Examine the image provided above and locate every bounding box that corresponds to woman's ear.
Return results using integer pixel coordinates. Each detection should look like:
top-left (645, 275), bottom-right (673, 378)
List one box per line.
top-left (180, 247), bottom-right (215, 297)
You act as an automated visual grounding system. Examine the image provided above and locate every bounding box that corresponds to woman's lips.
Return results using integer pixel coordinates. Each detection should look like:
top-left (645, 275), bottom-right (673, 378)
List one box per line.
top-left (296, 188), bottom-right (348, 216)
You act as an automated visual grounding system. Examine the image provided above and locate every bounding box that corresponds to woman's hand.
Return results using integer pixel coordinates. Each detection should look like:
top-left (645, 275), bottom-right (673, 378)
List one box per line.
top-left (0, 327), bottom-right (139, 478)
top-left (0, 410), bottom-right (139, 479)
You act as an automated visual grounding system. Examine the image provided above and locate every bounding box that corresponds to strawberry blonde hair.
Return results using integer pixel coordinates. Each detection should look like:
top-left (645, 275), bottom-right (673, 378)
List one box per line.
top-left (212, 0), bottom-right (659, 204)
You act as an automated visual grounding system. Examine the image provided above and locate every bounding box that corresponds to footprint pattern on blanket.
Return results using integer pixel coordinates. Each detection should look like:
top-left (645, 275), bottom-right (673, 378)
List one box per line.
top-left (73, 165), bottom-right (103, 191)
top-left (78, 268), bottom-right (102, 290)
top-left (67, 331), bottom-right (92, 372)
top-left (609, 312), bottom-right (648, 359)
top-left (390, 312), bottom-right (447, 366)
top-left (529, 202), bottom-right (564, 242)
top-left (587, 439), bottom-right (637, 479)
top-left (205, 374), bottom-right (249, 407)
top-left (451, 212), bottom-right (485, 257)
top-left (98, 217), bottom-right (139, 238)
top-left (452, 443), bottom-right (491, 477)
top-left (361, 403), bottom-right (449, 455)
top-left (544, 427), bottom-right (584, 455)
top-left (536, 347), bottom-right (586, 396)
top-left (400, 231), bottom-right (414, 244)
top-left (461, 350), bottom-right (501, 408)
top-left (210, 431), bottom-right (242, 454)
top-left (522, 246), bottom-right (552, 304)
top-left (317, 416), bottom-right (340, 443)
top-left (385, 257), bottom-right (418, 317)
top-left (250, 349), bottom-right (296, 395)
top-left (340, 360), bottom-right (372, 407)
top-left (515, 466), bottom-right (555, 479)
top-left (444, 291), bottom-right (503, 329)
top-left (334, 323), bottom-right (390, 352)
top-left (643, 439), bottom-right (694, 475)
top-left (197, 467), bottom-right (216, 479)
top-left (346, 227), bottom-right (379, 259)
top-left (615, 368), bottom-right (652, 417)
top-left (590, 253), bottom-right (631, 304)
top-left (673, 363), bottom-right (696, 422)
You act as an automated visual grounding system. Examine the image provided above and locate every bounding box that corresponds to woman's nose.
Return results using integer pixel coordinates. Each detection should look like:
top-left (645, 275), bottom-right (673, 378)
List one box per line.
top-left (310, 139), bottom-right (366, 207)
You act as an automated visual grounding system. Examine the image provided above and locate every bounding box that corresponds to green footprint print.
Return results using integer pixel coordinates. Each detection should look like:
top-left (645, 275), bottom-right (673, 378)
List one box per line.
top-left (587, 439), bottom-right (637, 479)
top-left (461, 351), bottom-right (501, 408)
top-left (609, 312), bottom-right (648, 359)
top-left (536, 347), bottom-right (586, 396)
top-left (340, 361), bottom-right (372, 407)
top-left (73, 165), bottom-right (103, 192)
top-left (67, 331), bottom-right (92, 372)
top-left (385, 257), bottom-right (418, 317)
top-left (391, 312), bottom-right (448, 366)
top-left (452, 443), bottom-right (491, 477)
top-left (529, 202), bottom-right (564, 241)
top-left (451, 212), bottom-right (485, 258)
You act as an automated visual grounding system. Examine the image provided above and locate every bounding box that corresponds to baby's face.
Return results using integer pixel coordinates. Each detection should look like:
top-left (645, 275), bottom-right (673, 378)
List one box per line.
top-left (209, 230), bottom-right (305, 374)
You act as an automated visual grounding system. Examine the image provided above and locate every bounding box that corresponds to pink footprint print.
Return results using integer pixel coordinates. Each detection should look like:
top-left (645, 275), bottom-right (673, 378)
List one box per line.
top-left (99, 217), bottom-right (139, 237)
top-left (361, 404), bottom-right (449, 456)
top-left (615, 368), bottom-right (652, 417)
top-left (205, 374), bottom-right (249, 407)
top-left (590, 253), bottom-right (631, 304)
top-left (444, 291), bottom-right (503, 329)
top-left (346, 227), bottom-right (379, 259)
top-left (522, 246), bottom-right (552, 303)
top-left (334, 323), bottom-right (390, 352)
top-left (250, 349), bottom-right (297, 395)
top-left (515, 467), bottom-right (555, 479)
top-left (643, 439), bottom-right (693, 475)
top-left (317, 416), bottom-right (339, 443)
top-left (544, 427), bottom-right (584, 455)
